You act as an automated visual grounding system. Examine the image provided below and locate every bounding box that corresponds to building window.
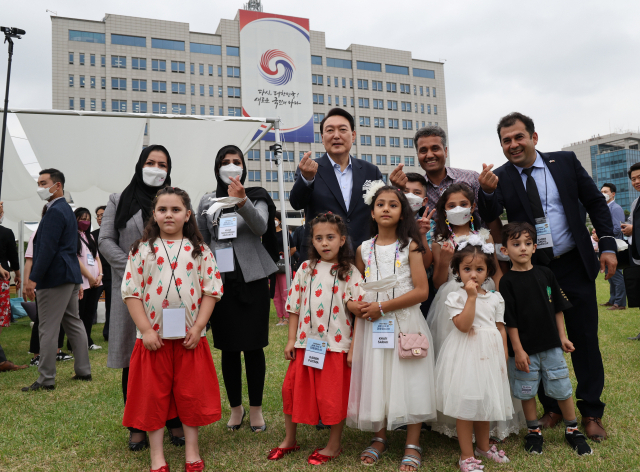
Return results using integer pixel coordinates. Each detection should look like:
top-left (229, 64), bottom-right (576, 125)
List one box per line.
top-left (314, 132), bottom-right (321, 143)
top-left (133, 101), bottom-right (148, 113)
top-left (421, 121), bottom-right (425, 128)
top-left (69, 30), bottom-right (105, 43)
top-left (403, 138), bottom-right (413, 148)
top-left (373, 99), bottom-right (383, 110)
top-left (111, 78), bottom-right (126, 90)
top-left (390, 137), bottom-right (400, 148)
top-left (387, 100), bottom-right (398, 111)
top-left (283, 151), bottom-right (294, 162)
top-left (111, 34), bottom-right (146, 47)
top-left (190, 43), bottom-right (222, 55)
top-left (427, 104), bottom-right (431, 114)
top-left (402, 120), bottom-right (413, 130)
top-left (327, 57), bottom-right (352, 69)
top-left (361, 154), bottom-right (372, 163)
top-left (190, 63), bottom-right (195, 75)
top-left (433, 87), bottom-right (437, 97)
top-left (228, 107), bottom-right (242, 116)
top-left (356, 60), bottom-right (382, 72)
top-left (247, 150), bottom-right (260, 161)
top-left (209, 106), bottom-right (215, 115)
top-left (386, 64), bottom-right (409, 75)
top-left (375, 136), bottom-right (386, 147)
top-left (218, 86), bottom-right (223, 97)
top-left (415, 103), bottom-right (418, 113)
top-left (228, 86), bottom-right (241, 98)
top-left (405, 156), bottom-right (415, 166)
top-left (314, 113), bottom-right (325, 123)
top-left (152, 81), bottom-right (167, 93)
top-left (334, 77), bottom-right (339, 87)
top-left (171, 82), bottom-right (186, 94)
top-left (152, 102), bottom-right (167, 114)
top-left (350, 79), bottom-right (354, 88)
top-left (199, 64), bottom-right (204, 75)
top-left (112, 100), bottom-right (127, 113)
top-left (79, 53), bottom-right (85, 65)
top-left (359, 116), bottom-right (371, 127)
top-left (434, 105), bottom-right (438, 115)
top-left (80, 99), bottom-right (86, 110)
top-left (132, 79), bottom-right (147, 92)
top-left (390, 155), bottom-right (401, 166)
top-left (200, 84), bottom-right (205, 96)
top-left (152, 38), bottom-right (185, 51)
top-left (357, 79), bottom-right (369, 90)
top-left (389, 119), bottom-right (399, 129)
top-left (400, 83), bottom-right (410, 94)
top-left (343, 96), bottom-right (347, 106)
top-left (101, 99), bottom-right (106, 111)
top-left (152, 59), bottom-right (166, 72)
top-left (351, 97), bottom-right (354, 107)
top-left (209, 85), bottom-right (214, 97)
top-left (89, 54), bottom-right (95, 67)
top-left (414, 85), bottom-right (417, 95)
top-left (413, 68), bottom-right (435, 79)
top-left (79, 75), bottom-right (85, 88)
top-left (171, 61), bottom-right (185, 73)
top-left (219, 106), bottom-right (223, 115)
top-left (419, 86), bottom-right (423, 96)
top-left (90, 99), bottom-right (96, 111)
top-left (372, 80), bottom-right (383, 91)
top-left (248, 170), bottom-right (261, 182)
top-left (227, 66), bottom-right (240, 78)
top-left (284, 171), bottom-right (295, 182)
top-left (315, 152), bottom-right (324, 158)
top-left (132, 58), bottom-right (146, 70)
top-left (382, 174), bottom-right (388, 183)
top-left (226, 46), bottom-right (239, 56)
top-left (66, 74), bottom-right (72, 88)
top-left (191, 105), bottom-right (196, 115)
top-left (342, 78), bottom-right (346, 88)
top-left (421, 104), bottom-right (424, 114)
top-left (266, 170), bottom-right (278, 182)
top-left (360, 135), bottom-right (372, 146)
top-left (265, 151), bottom-right (274, 161)
top-left (171, 103), bottom-right (186, 115)
top-left (401, 102), bottom-right (412, 112)
top-left (111, 56), bottom-right (126, 68)
top-left (190, 84), bottom-right (195, 96)
top-left (313, 94), bottom-right (324, 105)
top-left (269, 191), bottom-right (279, 200)
top-left (101, 77), bottom-right (106, 89)
top-left (312, 74), bottom-right (323, 85)
top-left (358, 98), bottom-right (370, 108)
top-left (311, 55), bottom-right (323, 65)
top-left (101, 55), bottom-right (105, 67)
top-left (374, 117), bottom-right (385, 128)
top-left (209, 64), bottom-right (214, 76)
top-left (68, 98), bottom-right (74, 110)
top-left (387, 82), bottom-right (397, 93)
top-left (218, 65), bottom-right (222, 77)
top-left (376, 155), bottom-right (387, 165)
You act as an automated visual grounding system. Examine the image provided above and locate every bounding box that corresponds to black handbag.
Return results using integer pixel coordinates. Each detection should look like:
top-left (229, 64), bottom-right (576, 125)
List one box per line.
top-left (275, 258), bottom-right (287, 274)
top-left (623, 265), bottom-right (640, 308)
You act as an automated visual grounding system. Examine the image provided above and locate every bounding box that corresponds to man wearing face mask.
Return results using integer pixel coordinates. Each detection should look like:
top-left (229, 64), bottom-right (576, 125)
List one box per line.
top-left (594, 183), bottom-right (626, 310)
top-left (22, 169), bottom-right (92, 391)
top-left (290, 108), bottom-right (382, 260)
top-left (98, 145), bottom-right (185, 451)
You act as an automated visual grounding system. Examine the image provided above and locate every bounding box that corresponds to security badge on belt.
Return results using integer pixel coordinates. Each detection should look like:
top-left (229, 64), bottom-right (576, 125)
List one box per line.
top-left (534, 217), bottom-right (553, 250)
top-left (303, 338), bottom-right (327, 369)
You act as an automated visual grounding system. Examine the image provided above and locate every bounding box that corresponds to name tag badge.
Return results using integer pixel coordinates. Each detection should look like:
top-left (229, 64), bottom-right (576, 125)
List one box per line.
top-left (303, 338), bottom-right (327, 369)
top-left (162, 302), bottom-right (187, 338)
top-left (215, 243), bottom-right (235, 273)
top-left (534, 217), bottom-right (554, 249)
top-left (218, 213), bottom-right (238, 240)
top-left (86, 253), bottom-right (96, 266)
top-left (372, 318), bottom-right (395, 349)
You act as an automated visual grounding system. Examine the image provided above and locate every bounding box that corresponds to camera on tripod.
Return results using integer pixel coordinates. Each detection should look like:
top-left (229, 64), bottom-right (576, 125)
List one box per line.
top-left (0, 27), bottom-right (26, 38)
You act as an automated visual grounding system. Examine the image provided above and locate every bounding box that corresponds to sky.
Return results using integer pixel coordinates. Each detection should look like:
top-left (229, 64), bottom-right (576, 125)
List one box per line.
top-left (1, 0), bottom-right (640, 174)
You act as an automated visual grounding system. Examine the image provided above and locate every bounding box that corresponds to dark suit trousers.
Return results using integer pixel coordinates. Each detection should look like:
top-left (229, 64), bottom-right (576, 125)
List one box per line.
top-left (539, 249), bottom-right (606, 418)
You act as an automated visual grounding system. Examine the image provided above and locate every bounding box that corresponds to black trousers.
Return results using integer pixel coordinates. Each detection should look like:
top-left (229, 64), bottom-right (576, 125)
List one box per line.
top-left (30, 319), bottom-right (65, 353)
top-left (92, 283), bottom-right (112, 340)
top-left (539, 248), bottom-right (606, 418)
top-left (0, 343), bottom-right (6, 363)
top-left (221, 349), bottom-right (266, 408)
top-left (74, 286), bottom-right (102, 348)
top-left (122, 367), bottom-right (182, 433)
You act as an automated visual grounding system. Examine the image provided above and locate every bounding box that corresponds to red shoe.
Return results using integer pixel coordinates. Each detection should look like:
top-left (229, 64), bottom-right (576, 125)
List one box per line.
top-left (150, 464), bottom-right (169, 472)
top-left (185, 459), bottom-right (204, 471)
top-left (307, 447), bottom-right (342, 465)
top-left (267, 442), bottom-right (300, 461)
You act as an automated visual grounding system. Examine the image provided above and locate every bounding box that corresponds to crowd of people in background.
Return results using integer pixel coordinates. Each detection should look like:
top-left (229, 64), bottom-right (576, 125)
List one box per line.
top-left (1, 108), bottom-right (639, 472)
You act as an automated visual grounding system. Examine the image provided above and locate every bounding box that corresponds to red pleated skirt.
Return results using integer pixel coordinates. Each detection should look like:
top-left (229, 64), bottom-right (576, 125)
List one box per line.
top-left (282, 348), bottom-right (351, 426)
top-left (123, 338), bottom-right (221, 431)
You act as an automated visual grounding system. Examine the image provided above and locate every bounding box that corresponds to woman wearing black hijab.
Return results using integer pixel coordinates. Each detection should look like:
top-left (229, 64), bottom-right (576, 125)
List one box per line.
top-left (196, 145), bottom-right (278, 432)
top-left (98, 145), bottom-right (185, 450)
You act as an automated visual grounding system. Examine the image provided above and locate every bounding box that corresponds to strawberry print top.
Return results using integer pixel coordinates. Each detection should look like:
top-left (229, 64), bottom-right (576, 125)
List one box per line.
top-left (285, 260), bottom-right (364, 352)
top-left (122, 238), bottom-right (223, 340)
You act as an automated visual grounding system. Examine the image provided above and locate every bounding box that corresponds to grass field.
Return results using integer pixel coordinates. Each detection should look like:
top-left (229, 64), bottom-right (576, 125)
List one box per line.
top-left (0, 274), bottom-right (639, 472)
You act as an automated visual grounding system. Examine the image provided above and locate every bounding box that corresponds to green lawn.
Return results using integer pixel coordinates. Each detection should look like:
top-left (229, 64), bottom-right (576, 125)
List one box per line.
top-left (0, 274), bottom-right (639, 471)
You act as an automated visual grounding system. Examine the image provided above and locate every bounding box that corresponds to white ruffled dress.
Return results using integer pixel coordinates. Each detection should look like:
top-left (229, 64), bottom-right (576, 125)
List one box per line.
top-left (347, 238), bottom-right (437, 432)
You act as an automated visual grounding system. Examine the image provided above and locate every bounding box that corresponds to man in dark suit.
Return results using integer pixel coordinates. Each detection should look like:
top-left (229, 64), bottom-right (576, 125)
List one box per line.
top-left (290, 108), bottom-right (382, 260)
top-left (22, 168), bottom-right (92, 391)
top-left (478, 112), bottom-right (616, 442)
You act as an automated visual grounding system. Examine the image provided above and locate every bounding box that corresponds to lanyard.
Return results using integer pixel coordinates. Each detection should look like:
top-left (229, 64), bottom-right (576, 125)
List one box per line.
top-left (159, 238), bottom-right (184, 301)
top-left (371, 239), bottom-right (399, 301)
top-left (308, 263), bottom-right (338, 332)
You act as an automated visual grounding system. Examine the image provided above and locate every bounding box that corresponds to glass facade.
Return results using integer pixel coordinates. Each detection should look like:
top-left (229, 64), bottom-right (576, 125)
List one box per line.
top-left (311, 55), bottom-right (323, 65)
top-left (190, 43), bottom-right (221, 55)
top-left (226, 46), bottom-right (239, 56)
top-left (385, 64), bottom-right (409, 75)
top-left (357, 61), bottom-right (382, 72)
top-left (111, 34), bottom-right (146, 47)
top-left (327, 57), bottom-right (352, 69)
top-left (413, 68), bottom-right (435, 79)
top-left (152, 38), bottom-right (185, 51)
top-left (590, 145), bottom-right (640, 211)
top-left (69, 30), bottom-right (105, 43)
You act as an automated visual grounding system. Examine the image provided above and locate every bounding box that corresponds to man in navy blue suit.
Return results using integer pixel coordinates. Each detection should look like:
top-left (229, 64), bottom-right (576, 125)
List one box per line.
top-left (290, 108), bottom-right (382, 260)
top-left (477, 112), bottom-right (617, 442)
top-left (22, 168), bottom-right (92, 391)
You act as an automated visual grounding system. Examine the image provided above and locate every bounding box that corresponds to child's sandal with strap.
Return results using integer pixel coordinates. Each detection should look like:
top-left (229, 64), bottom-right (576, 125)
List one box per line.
top-left (400, 444), bottom-right (422, 470)
top-left (360, 437), bottom-right (389, 466)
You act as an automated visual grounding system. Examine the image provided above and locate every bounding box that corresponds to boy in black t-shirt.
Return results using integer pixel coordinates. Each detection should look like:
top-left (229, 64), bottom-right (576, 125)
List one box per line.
top-left (500, 222), bottom-right (591, 456)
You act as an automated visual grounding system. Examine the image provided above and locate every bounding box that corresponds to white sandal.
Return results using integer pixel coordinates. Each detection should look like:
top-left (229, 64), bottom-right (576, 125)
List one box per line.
top-left (360, 437), bottom-right (388, 466)
top-left (400, 444), bottom-right (422, 470)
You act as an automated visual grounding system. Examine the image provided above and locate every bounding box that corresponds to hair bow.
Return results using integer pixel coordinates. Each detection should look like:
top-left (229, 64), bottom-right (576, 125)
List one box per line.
top-left (362, 180), bottom-right (386, 205)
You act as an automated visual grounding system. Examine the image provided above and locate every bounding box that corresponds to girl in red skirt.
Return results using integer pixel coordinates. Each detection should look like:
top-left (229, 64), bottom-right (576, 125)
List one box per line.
top-left (267, 212), bottom-right (365, 465)
top-left (122, 187), bottom-right (223, 472)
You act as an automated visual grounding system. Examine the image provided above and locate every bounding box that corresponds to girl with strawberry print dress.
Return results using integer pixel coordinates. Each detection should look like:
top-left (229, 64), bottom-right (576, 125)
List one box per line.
top-left (267, 212), bottom-right (364, 466)
top-left (122, 187), bottom-right (223, 472)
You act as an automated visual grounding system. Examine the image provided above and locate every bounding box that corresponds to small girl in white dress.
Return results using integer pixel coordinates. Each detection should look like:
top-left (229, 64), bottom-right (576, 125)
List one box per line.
top-left (348, 182), bottom-right (436, 472)
top-left (435, 243), bottom-right (513, 471)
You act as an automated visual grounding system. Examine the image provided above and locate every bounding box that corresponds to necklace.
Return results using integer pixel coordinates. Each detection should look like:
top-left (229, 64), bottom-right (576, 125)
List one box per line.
top-left (365, 235), bottom-right (400, 279)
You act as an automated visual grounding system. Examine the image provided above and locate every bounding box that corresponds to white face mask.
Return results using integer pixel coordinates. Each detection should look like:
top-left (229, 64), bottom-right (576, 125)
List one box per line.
top-left (405, 192), bottom-right (424, 213)
top-left (445, 206), bottom-right (472, 226)
top-left (37, 183), bottom-right (57, 201)
top-left (219, 164), bottom-right (243, 185)
top-left (142, 167), bottom-right (167, 187)
top-left (275, 220), bottom-right (280, 227)
top-left (602, 192), bottom-right (611, 202)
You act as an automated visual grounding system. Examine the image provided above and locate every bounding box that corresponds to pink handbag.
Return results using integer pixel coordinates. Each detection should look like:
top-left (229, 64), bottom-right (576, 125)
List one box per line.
top-left (397, 332), bottom-right (429, 359)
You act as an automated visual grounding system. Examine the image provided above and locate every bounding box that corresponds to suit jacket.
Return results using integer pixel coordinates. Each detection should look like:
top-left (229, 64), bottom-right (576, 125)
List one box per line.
top-left (30, 198), bottom-right (82, 289)
top-left (289, 153), bottom-right (382, 259)
top-left (478, 150), bottom-right (616, 280)
top-left (0, 225), bottom-right (19, 272)
top-left (98, 192), bottom-right (144, 369)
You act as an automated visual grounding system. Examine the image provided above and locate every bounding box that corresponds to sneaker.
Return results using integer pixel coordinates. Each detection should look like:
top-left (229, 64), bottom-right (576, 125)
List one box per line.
top-left (565, 428), bottom-right (592, 456)
top-left (88, 344), bottom-right (102, 350)
top-left (524, 429), bottom-right (544, 454)
top-left (475, 444), bottom-right (510, 463)
top-left (56, 351), bottom-right (73, 361)
top-left (29, 356), bottom-right (40, 367)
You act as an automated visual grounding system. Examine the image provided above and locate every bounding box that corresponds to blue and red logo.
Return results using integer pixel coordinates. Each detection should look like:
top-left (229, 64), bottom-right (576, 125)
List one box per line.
top-left (258, 49), bottom-right (295, 86)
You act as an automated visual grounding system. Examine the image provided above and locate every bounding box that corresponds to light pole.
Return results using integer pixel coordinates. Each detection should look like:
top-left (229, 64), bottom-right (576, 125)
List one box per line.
top-left (0, 27), bottom-right (25, 200)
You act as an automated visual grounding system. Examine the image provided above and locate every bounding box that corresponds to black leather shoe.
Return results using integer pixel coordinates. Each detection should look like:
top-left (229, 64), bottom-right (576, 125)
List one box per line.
top-left (167, 426), bottom-right (186, 446)
top-left (128, 431), bottom-right (149, 452)
top-left (22, 381), bottom-right (55, 392)
top-left (71, 374), bottom-right (92, 381)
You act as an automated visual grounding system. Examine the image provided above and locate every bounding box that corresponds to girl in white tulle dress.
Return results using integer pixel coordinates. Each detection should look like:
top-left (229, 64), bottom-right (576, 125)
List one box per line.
top-left (435, 243), bottom-right (513, 471)
top-left (348, 183), bottom-right (436, 472)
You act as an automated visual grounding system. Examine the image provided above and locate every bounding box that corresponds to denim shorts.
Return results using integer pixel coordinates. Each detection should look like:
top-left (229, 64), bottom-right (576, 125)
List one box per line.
top-left (508, 347), bottom-right (573, 401)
